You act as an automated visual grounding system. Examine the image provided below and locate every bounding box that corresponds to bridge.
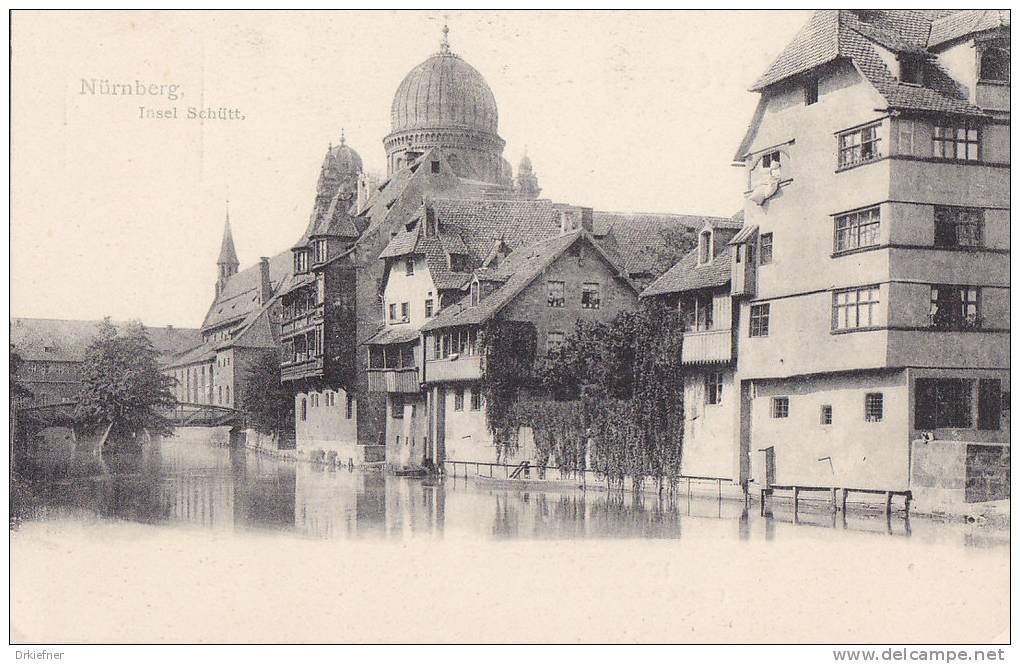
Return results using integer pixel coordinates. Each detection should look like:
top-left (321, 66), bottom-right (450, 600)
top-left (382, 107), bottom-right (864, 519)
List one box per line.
top-left (16, 401), bottom-right (247, 429)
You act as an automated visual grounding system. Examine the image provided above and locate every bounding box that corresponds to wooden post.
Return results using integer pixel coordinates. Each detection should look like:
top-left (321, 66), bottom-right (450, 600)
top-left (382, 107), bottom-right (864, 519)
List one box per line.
top-left (884, 491), bottom-right (892, 516)
top-left (830, 487), bottom-right (837, 513)
top-left (759, 488), bottom-right (767, 516)
top-left (841, 488), bottom-right (848, 513)
top-left (793, 486), bottom-right (800, 515)
top-left (904, 493), bottom-right (911, 517)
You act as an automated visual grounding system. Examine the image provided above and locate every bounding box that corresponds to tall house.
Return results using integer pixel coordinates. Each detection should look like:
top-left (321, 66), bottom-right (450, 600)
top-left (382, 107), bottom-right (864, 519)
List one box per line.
top-left (729, 10), bottom-right (1009, 502)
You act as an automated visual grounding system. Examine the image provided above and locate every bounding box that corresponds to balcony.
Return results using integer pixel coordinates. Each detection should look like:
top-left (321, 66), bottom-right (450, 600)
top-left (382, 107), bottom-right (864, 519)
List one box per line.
top-left (281, 303), bottom-right (324, 338)
top-left (681, 328), bottom-right (733, 365)
top-left (425, 354), bottom-right (483, 384)
top-left (281, 354), bottom-right (325, 382)
top-left (367, 367), bottom-right (420, 393)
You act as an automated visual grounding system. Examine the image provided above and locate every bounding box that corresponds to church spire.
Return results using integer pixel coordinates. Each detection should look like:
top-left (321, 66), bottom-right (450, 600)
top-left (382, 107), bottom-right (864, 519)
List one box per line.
top-left (216, 200), bottom-right (239, 296)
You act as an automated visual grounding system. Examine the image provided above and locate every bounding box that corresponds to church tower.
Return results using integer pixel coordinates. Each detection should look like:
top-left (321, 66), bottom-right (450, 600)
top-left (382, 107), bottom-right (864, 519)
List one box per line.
top-left (216, 203), bottom-right (239, 297)
top-left (515, 150), bottom-right (541, 199)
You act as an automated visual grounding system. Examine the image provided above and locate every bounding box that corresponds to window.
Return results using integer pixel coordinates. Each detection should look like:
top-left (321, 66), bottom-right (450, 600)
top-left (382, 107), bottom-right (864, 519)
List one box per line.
top-left (834, 207), bottom-right (881, 253)
top-left (934, 206), bottom-right (984, 248)
top-left (547, 280), bottom-right (565, 307)
top-left (294, 250), bottom-right (309, 273)
top-left (832, 285), bottom-right (880, 331)
top-left (454, 387), bottom-right (464, 411)
top-left (804, 77), bottom-right (818, 105)
top-left (898, 57), bottom-right (923, 85)
top-left (691, 294), bottom-right (713, 331)
top-left (979, 47), bottom-right (1009, 83)
top-left (405, 258), bottom-right (415, 276)
top-left (400, 302), bottom-right (409, 321)
top-left (391, 394), bottom-right (404, 419)
top-left (218, 386), bottom-right (223, 404)
top-left (929, 285), bottom-right (980, 330)
top-left (896, 119), bottom-right (915, 155)
top-left (547, 331), bottom-right (564, 352)
top-left (761, 151), bottom-right (782, 178)
top-left (388, 303), bottom-right (398, 322)
top-left (838, 124), bottom-right (881, 168)
top-left (698, 230), bottom-right (712, 264)
top-left (915, 378), bottom-right (972, 429)
top-left (581, 283), bottom-right (601, 309)
top-left (749, 303), bottom-right (770, 337)
top-left (425, 293), bottom-right (434, 318)
top-left (772, 397), bottom-right (789, 418)
top-left (470, 281), bottom-right (480, 307)
top-left (450, 254), bottom-right (468, 272)
top-left (431, 160), bottom-right (441, 174)
top-left (225, 386), bottom-right (230, 405)
top-left (346, 393), bottom-right (354, 419)
top-left (820, 405), bottom-right (833, 425)
top-left (470, 385), bottom-right (482, 411)
top-left (705, 372), bottom-right (723, 405)
top-left (865, 393), bottom-right (884, 422)
top-left (978, 379), bottom-right (1002, 430)
top-left (314, 239), bottom-right (328, 264)
top-left (300, 398), bottom-right (307, 421)
top-left (759, 233), bottom-right (773, 265)
top-left (933, 122), bottom-right (980, 161)
top-left (311, 394), bottom-right (319, 407)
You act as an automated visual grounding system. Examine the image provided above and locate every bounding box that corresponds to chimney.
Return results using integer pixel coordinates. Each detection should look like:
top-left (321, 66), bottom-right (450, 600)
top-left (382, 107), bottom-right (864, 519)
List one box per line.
top-left (580, 207), bottom-right (594, 233)
top-left (259, 257), bottom-right (272, 304)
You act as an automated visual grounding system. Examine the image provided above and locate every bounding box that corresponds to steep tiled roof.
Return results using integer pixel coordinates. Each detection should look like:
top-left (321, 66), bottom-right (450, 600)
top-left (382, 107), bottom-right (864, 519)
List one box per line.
top-left (749, 10), bottom-right (988, 117)
top-left (593, 212), bottom-right (739, 278)
top-left (10, 318), bottom-right (202, 363)
top-left (640, 245), bottom-right (733, 298)
top-left (928, 10), bottom-right (1010, 48)
top-left (422, 230), bottom-right (633, 332)
top-left (202, 250), bottom-right (293, 330)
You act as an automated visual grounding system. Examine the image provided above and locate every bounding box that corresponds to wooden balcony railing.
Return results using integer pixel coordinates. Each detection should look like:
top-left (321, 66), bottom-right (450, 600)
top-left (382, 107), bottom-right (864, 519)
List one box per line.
top-left (424, 354), bottom-right (483, 384)
top-left (281, 355), bottom-right (325, 382)
top-left (281, 303), bottom-right (324, 337)
top-left (366, 367), bottom-right (420, 393)
top-left (681, 328), bottom-right (733, 365)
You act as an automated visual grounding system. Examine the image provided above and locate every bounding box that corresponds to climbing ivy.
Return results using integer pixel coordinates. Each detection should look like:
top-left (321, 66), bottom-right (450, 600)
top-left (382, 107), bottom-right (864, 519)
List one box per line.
top-left (483, 305), bottom-right (686, 489)
top-left (480, 320), bottom-right (538, 459)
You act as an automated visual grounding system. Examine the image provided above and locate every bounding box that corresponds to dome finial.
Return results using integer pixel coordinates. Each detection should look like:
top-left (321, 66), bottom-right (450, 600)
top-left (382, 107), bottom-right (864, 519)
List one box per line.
top-left (340, 127), bottom-right (346, 145)
top-left (440, 16), bottom-right (450, 53)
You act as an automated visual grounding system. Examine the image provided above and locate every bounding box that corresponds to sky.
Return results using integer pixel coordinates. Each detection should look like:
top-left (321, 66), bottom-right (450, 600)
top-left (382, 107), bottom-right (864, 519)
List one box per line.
top-left (11, 10), bottom-right (812, 328)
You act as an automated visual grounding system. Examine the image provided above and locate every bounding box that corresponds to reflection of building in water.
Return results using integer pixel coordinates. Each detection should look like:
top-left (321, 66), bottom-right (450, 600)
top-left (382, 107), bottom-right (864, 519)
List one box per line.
top-left (384, 478), bottom-right (444, 538)
top-left (292, 465), bottom-right (389, 538)
top-left (156, 440), bottom-right (236, 529)
top-left (230, 448), bottom-right (297, 529)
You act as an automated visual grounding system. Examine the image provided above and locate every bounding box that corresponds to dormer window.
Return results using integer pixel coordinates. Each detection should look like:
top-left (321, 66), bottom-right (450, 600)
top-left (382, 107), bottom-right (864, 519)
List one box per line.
top-left (899, 56), bottom-right (924, 85)
top-left (698, 230), bottom-right (713, 265)
top-left (294, 250), bottom-right (309, 273)
top-left (470, 280), bottom-right (480, 307)
top-left (313, 240), bottom-right (328, 264)
top-left (449, 254), bottom-right (467, 272)
top-left (979, 47), bottom-right (1010, 83)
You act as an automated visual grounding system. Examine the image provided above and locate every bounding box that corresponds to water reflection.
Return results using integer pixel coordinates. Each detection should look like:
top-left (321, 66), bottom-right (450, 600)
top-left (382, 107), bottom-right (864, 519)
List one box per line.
top-left (11, 434), bottom-right (1008, 549)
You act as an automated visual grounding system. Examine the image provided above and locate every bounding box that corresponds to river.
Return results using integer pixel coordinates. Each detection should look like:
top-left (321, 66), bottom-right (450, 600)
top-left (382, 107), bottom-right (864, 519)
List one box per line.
top-left (9, 432), bottom-right (1010, 644)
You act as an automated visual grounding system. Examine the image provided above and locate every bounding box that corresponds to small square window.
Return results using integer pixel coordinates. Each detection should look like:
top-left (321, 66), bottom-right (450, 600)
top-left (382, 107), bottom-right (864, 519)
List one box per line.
top-left (772, 397), bottom-right (789, 419)
top-left (750, 303), bottom-right (770, 337)
top-left (547, 331), bottom-right (564, 352)
top-left (454, 387), bottom-right (464, 411)
top-left (581, 283), bottom-right (601, 309)
top-left (820, 405), bottom-right (833, 425)
top-left (865, 393), bottom-right (883, 422)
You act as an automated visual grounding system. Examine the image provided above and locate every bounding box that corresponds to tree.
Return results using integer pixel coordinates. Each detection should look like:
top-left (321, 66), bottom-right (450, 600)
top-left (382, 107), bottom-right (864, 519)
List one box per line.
top-left (74, 318), bottom-right (176, 440)
top-left (636, 225), bottom-right (698, 279)
top-left (241, 350), bottom-right (293, 438)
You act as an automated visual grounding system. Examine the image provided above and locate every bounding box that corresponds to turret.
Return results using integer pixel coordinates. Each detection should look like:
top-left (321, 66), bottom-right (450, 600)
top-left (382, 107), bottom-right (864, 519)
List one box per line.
top-left (515, 150), bottom-right (541, 199)
top-left (216, 202), bottom-right (239, 297)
